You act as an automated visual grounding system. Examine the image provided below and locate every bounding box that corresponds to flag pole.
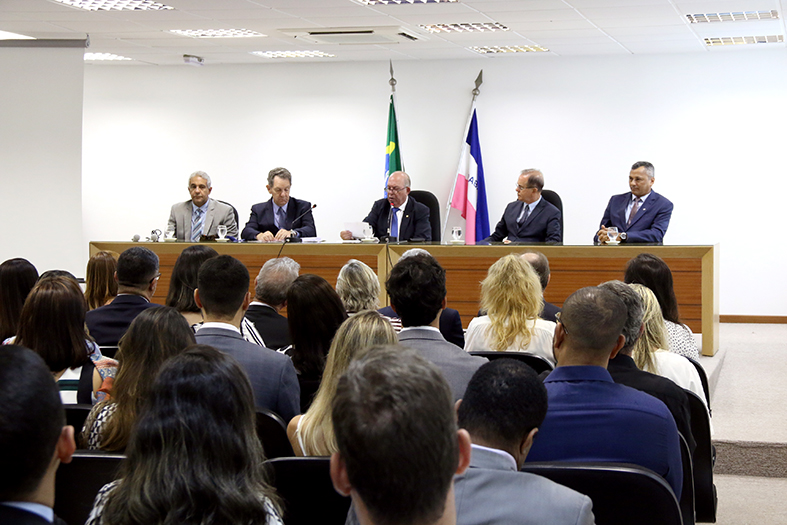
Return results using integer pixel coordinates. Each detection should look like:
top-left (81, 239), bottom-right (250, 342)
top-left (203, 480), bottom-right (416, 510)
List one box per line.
top-left (442, 70), bottom-right (483, 240)
top-left (389, 60), bottom-right (403, 173)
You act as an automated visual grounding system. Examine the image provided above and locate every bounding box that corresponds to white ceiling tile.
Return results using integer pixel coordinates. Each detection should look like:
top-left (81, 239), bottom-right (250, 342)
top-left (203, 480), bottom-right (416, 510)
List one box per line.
top-left (622, 40), bottom-right (706, 53)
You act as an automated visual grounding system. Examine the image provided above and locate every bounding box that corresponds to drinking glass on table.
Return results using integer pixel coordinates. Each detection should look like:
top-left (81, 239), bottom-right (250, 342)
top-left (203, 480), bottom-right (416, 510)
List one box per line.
top-left (217, 225), bottom-right (228, 240)
top-left (607, 227), bottom-right (619, 243)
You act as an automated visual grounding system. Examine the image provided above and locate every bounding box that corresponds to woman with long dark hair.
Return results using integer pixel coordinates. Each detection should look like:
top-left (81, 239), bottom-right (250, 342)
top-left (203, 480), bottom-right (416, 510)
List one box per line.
top-left (86, 345), bottom-right (282, 525)
top-left (0, 258), bottom-right (39, 341)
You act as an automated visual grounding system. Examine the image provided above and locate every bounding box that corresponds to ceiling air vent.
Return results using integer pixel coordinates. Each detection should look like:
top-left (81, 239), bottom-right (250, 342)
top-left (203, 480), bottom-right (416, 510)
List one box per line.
top-left (687, 11), bottom-right (779, 23)
top-left (280, 26), bottom-right (425, 45)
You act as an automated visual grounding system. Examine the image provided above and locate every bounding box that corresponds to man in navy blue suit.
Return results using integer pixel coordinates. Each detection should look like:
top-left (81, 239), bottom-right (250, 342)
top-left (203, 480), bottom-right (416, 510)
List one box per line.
top-left (596, 161), bottom-right (673, 244)
top-left (241, 167), bottom-right (316, 241)
top-left (484, 169), bottom-right (562, 244)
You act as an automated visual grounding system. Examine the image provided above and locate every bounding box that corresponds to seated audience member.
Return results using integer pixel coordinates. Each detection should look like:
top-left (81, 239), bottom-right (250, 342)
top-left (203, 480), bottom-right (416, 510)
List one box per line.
top-left (629, 284), bottom-right (708, 410)
top-left (595, 161), bottom-right (673, 244)
top-left (522, 251), bottom-right (560, 322)
top-left (86, 346), bottom-right (283, 525)
top-left (85, 247), bottom-right (162, 346)
top-left (455, 359), bottom-right (594, 525)
top-left (336, 259), bottom-right (381, 314)
top-left (166, 245), bottom-right (263, 345)
top-left (527, 286), bottom-right (683, 498)
top-left (0, 346), bottom-right (75, 525)
top-left (81, 307), bottom-right (196, 451)
top-left (387, 254), bottom-right (486, 402)
top-left (9, 277), bottom-right (112, 403)
top-left (286, 274), bottom-right (348, 412)
top-left (340, 171), bottom-right (431, 242)
top-left (600, 280), bottom-right (696, 454)
top-left (241, 167), bottom-right (316, 241)
top-left (85, 251), bottom-right (119, 310)
top-left (484, 169), bottom-right (562, 244)
top-left (194, 255), bottom-right (299, 422)
top-left (624, 253), bottom-right (700, 359)
top-left (379, 248), bottom-right (464, 348)
top-left (245, 257), bottom-right (300, 350)
top-left (0, 257), bottom-right (38, 341)
top-left (287, 311), bottom-right (397, 456)
top-left (167, 170), bottom-right (238, 241)
top-left (330, 346), bottom-right (471, 525)
top-left (464, 254), bottom-right (556, 364)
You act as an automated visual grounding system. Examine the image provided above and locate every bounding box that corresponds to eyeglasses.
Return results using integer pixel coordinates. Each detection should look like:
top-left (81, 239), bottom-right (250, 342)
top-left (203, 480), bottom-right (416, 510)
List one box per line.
top-left (516, 185), bottom-right (534, 191)
top-left (150, 273), bottom-right (161, 284)
top-left (555, 312), bottom-right (569, 335)
top-left (386, 186), bottom-right (407, 194)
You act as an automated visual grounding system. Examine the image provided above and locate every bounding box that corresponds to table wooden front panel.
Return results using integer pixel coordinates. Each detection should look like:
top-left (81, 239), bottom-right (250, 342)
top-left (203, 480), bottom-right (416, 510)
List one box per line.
top-left (90, 242), bottom-right (718, 356)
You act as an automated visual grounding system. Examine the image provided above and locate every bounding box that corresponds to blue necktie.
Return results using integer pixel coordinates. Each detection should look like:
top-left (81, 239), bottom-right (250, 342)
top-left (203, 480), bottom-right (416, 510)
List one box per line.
top-left (191, 208), bottom-right (204, 241)
top-left (390, 207), bottom-right (400, 238)
top-left (275, 207), bottom-right (286, 230)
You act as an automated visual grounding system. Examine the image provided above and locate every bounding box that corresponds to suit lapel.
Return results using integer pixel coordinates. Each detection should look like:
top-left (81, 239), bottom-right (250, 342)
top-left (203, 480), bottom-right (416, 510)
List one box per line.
top-left (285, 198), bottom-right (298, 229)
top-left (616, 193), bottom-right (632, 227)
top-left (399, 198), bottom-right (413, 238)
top-left (628, 192), bottom-right (658, 229)
top-left (203, 199), bottom-right (216, 234)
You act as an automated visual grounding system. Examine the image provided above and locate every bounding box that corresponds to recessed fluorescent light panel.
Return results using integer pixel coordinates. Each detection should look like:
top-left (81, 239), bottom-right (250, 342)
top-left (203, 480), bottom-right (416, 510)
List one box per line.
top-left (251, 50), bottom-right (335, 58)
top-left (0, 30), bottom-right (36, 40)
top-left (687, 11), bottom-right (779, 23)
top-left (420, 22), bottom-right (509, 33)
top-left (354, 0), bottom-right (457, 5)
top-left (84, 52), bottom-right (132, 60)
top-left (50, 0), bottom-right (173, 11)
top-left (169, 29), bottom-right (266, 38)
top-left (470, 45), bottom-right (548, 54)
top-left (704, 35), bottom-right (784, 46)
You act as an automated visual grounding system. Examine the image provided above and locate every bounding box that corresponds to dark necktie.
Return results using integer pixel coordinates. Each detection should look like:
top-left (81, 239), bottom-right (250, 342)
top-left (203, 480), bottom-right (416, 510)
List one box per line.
top-left (390, 207), bottom-right (400, 237)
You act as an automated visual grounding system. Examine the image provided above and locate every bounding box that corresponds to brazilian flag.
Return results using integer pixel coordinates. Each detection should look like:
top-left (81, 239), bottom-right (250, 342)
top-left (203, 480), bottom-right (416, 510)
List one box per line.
top-left (384, 94), bottom-right (403, 195)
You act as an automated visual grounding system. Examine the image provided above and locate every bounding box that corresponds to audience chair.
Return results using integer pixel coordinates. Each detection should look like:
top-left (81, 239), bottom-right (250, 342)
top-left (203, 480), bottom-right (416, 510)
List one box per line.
top-left (468, 351), bottom-right (554, 374)
top-left (217, 199), bottom-right (240, 228)
top-left (540, 189), bottom-right (563, 239)
top-left (521, 462), bottom-right (683, 525)
top-left (256, 408), bottom-right (295, 459)
top-left (54, 450), bottom-right (125, 525)
top-left (99, 345), bottom-right (119, 359)
top-left (264, 457), bottom-right (351, 525)
top-left (686, 390), bottom-right (717, 523)
top-left (409, 190), bottom-right (441, 242)
top-left (77, 361), bottom-right (95, 405)
top-left (686, 357), bottom-right (711, 411)
top-left (678, 433), bottom-right (696, 525)
top-left (65, 404), bottom-right (93, 439)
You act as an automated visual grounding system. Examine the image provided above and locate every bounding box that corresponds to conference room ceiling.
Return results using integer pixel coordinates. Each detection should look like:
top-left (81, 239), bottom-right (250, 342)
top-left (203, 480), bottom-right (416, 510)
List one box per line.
top-left (1, 0), bottom-right (785, 65)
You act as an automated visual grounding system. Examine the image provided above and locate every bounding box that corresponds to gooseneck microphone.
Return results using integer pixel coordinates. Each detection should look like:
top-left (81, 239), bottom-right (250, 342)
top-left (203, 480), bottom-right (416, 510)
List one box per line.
top-left (277, 204), bottom-right (317, 257)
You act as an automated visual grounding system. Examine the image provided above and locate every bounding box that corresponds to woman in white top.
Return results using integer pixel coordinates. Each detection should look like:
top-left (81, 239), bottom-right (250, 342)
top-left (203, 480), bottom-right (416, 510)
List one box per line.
top-left (464, 254), bottom-right (556, 365)
top-left (630, 284), bottom-right (708, 410)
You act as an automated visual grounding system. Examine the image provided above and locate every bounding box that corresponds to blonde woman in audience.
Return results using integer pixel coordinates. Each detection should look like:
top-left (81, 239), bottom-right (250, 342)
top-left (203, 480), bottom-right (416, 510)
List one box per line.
top-left (287, 311), bottom-right (397, 456)
top-left (336, 259), bottom-right (401, 330)
top-left (84, 251), bottom-right (119, 310)
top-left (630, 283), bottom-right (708, 409)
top-left (464, 254), bottom-right (556, 364)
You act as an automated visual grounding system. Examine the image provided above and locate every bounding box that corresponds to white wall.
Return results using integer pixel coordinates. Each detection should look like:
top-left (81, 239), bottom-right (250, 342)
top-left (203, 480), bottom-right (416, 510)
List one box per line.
top-left (0, 46), bottom-right (84, 273)
top-left (82, 48), bottom-right (787, 316)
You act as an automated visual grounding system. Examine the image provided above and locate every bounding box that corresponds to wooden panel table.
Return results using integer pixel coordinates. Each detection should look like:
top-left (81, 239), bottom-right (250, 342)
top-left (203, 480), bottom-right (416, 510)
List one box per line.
top-left (90, 242), bottom-right (719, 356)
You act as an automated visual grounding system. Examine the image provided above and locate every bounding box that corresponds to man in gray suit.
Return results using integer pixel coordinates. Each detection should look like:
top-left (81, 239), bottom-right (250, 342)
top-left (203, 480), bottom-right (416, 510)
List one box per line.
top-left (167, 171), bottom-right (238, 241)
top-left (386, 254), bottom-right (486, 401)
top-left (455, 359), bottom-right (595, 525)
top-left (194, 255), bottom-right (299, 422)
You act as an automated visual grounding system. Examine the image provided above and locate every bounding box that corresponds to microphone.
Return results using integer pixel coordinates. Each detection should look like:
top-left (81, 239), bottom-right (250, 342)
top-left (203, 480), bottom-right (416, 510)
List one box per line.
top-left (385, 204), bottom-right (394, 243)
top-left (284, 203), bottom-right (317, 244)
top-left (131, 234), bottom-right (140, 242)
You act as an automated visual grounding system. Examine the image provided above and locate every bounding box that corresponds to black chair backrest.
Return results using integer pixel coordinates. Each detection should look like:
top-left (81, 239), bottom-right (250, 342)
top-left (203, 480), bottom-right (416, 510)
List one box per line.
top-left (264, 457), bottom-right (351, 525)
top-left (521, 462), bottom-right (683, 525)
top-left (541, 189), bottom-right (563, 238)
top-left (678, 433), bottom-right (696, 525)
top-left (54, 450), bottom-right (125, 525)
top-left (65, 404), bottom-right (93, 438)
top-left (99, 345), bottom-right (119, 359)
top-left (77, 361), bottom-right (95, 404)
top-left (409, 190), bottom-right (441, 242)
top-left (686, 357), bottom-right (711, 411)
top-left (217, 199), bottom-right (240, 228)
top-left (256, 408), bottom-right (295, 459)
top-left (685, 390), bottom-right (717, 523)
top-left (468, 351), bottom-right (554, 374)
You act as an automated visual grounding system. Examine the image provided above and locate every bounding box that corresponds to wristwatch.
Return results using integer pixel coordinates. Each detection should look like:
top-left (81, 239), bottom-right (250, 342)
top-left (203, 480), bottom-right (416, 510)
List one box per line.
top-left (619, 232), bottom-right (628, 242)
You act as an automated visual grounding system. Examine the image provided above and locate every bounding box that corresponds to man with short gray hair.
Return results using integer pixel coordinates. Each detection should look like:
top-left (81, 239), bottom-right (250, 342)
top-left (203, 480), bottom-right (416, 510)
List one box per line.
top-left (242, 167), bottom-right (316, 241)
top-left (485, 169), bottom-right (561, 244)
top-left (244, 257), bottom-right (300, 350)
top-left (521, 251), bottom-right (560, 322)
top-left (167, 171), bottom-right (238, 241)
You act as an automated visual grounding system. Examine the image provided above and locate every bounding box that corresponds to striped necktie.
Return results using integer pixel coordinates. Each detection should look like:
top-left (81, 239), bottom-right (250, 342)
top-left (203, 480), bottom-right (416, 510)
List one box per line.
top-left (627, 198), bottom-right (641, 226)
top-left (275, 207), bottom-right (286, 230)
top-left (191, 208), bottom-right (204, 241)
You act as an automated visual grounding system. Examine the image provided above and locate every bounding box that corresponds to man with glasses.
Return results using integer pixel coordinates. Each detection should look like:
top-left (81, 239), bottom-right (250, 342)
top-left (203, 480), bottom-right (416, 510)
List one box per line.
top-left (340, 171), bottom-right (432, 242)
top-left (86, 247), bottom-right (162, 346)
top-left (484, 169), bottom-right (561, 244)
top-left (241, 167), bottom-right (316, 242)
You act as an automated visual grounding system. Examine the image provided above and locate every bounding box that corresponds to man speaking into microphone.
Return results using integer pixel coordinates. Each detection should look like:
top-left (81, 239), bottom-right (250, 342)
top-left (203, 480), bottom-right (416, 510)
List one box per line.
top-left (340, 171), bottom-right (431, 242)
top-left (241, 167), bottom-right (317, 241)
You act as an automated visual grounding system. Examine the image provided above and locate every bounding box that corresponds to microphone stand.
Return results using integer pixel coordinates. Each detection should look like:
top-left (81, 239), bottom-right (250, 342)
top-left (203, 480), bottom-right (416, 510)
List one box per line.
top-left (276, 204), bottom-right (316, 258)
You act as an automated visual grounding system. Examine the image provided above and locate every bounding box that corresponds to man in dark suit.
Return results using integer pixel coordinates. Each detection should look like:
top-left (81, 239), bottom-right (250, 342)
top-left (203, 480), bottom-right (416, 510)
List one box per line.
top-left (194, 255), bottom-right (300, 422)
top-left (340, 171), bottom-right (431, 242)
top-left (596, 161), bottom-right (673, 244)
top-left (244, 257), bottom-right (300, 351)
top-left (0, 346), bottom-right (74, 525)
top-left (85, 246), bottom-right (161, 346)
top-left (484, 169), bottom-right (561, 244)
top-left (387, 253), bottom-right (486, 402)
top-left (241, 167), bottom-right (316, 241)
